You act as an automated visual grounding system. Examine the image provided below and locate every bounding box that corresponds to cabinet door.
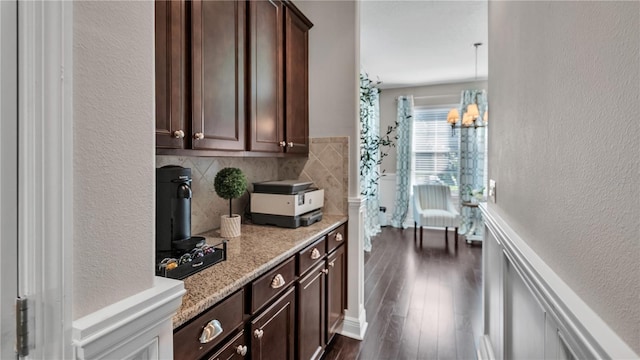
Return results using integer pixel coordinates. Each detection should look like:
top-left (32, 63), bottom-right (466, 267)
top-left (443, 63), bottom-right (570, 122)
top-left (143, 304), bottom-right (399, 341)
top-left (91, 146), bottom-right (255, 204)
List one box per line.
top-left (326, 245), bottom-right (346, 343)
top-left (155, 0), bottom-right (187, 149)
top-left (250, 287), bottom-right (295, 360)
top-left (283, 6), bottom-right (311, 154)
top-left (298, 262), bottom-right (326, 360)
top-left (191, 0), bottom-right (246, 150)
top-left (248, 0), bottom-right (284, 153)
top-left (207, 330), bottom-right (247, 360)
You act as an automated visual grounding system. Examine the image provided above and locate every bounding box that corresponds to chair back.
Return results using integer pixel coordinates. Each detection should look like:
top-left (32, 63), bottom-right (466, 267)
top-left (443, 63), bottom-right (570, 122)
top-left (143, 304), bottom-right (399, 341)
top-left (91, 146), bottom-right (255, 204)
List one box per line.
top-left (414, 184), bottom-right (451, 211)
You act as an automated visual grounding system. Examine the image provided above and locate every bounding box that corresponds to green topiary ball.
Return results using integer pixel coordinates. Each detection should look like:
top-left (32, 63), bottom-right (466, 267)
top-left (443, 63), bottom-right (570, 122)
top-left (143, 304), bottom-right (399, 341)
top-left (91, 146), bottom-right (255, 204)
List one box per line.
top-left (214, 167), bottom-right (247, 200)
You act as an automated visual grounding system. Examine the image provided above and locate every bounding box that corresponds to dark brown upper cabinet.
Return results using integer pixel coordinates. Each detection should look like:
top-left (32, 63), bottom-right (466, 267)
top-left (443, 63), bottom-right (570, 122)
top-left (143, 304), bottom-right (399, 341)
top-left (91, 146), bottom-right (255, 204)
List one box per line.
top-left (248, 0), bottom-right (284, 153)
top-left (248, 0), bottom-right (313, 154)
top-left (284, 4), bottom-right (312, 154)
top-left (155, 0), bottom-right (187, 149)
top-left (155, 0), bottom-right (312, 156)
top-left (191, 0), bottom-right (246, 151)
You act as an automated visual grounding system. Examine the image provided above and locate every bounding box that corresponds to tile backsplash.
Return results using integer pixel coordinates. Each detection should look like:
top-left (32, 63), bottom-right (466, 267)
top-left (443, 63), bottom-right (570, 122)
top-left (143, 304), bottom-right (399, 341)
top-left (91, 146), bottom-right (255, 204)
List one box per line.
top-left (156, 136), bottom-right (349, 234)
top-left (156, 156), bottom-right (279, 234)
top-left (278, 137), bottom-right (349, 216)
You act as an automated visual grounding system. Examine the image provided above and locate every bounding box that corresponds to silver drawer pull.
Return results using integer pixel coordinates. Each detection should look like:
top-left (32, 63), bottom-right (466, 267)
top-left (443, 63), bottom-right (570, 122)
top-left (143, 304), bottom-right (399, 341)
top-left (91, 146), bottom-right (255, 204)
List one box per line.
top-left (310, 248), bottom-right (321, 260)
top-left (254, 329), bottom-right (264, 339)
top-left (335, 232), bottom-right (343, 242)
top-left (236, 345), bottom-right (248, 356)
top-left (199, 319), bottom-right (223, 344)
top-left (270, 274), bottom-right (286, 289)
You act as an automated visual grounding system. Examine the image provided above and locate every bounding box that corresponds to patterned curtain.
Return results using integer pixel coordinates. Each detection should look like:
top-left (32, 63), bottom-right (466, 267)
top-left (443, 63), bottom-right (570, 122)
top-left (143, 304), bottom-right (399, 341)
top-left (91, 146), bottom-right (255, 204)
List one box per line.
top-left (390, 96), bottom-right (414, 228)
top-left (360, 75), bottom-right (381, 252)
top-left (459, 90), bottom-right (488, 238)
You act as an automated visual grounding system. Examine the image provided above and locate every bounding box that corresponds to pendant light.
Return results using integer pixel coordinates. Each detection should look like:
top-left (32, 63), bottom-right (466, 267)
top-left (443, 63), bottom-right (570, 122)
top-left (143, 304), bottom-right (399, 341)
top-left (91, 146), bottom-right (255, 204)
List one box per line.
top-left (448, 42), bottom-right (486, 132)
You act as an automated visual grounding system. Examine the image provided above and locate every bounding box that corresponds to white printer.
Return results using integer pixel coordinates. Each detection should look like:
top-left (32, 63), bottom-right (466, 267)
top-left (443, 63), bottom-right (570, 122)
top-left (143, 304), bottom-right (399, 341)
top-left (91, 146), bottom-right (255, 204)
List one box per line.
top-left (250, 180), bottom-right (324, 228)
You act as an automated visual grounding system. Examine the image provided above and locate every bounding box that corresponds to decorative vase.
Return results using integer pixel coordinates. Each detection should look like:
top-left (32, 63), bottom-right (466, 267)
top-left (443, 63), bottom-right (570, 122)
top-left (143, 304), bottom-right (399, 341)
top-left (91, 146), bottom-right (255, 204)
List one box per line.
top-left (220, 214), bottom-right (241, 238)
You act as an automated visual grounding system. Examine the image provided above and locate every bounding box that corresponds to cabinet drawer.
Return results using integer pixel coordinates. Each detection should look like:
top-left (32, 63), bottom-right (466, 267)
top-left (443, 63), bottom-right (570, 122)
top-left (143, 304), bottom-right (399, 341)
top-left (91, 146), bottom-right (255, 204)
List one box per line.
top-left (251, 256), bottom-right (296, 314)
top-left (297, 237), bottom-right (326, 276)
top-left (326, 223), bottom-right (347, 254)
top-left (206, 330), bottom-right (247, 360)
top-left (174, 290), bottom-right (244, 360)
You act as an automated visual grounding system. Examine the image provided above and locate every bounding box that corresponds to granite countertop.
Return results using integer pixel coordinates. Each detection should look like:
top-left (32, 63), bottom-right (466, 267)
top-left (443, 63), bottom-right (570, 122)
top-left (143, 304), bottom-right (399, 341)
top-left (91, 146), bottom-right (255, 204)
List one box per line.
top-left (173, 215), bottom-right (348, 329)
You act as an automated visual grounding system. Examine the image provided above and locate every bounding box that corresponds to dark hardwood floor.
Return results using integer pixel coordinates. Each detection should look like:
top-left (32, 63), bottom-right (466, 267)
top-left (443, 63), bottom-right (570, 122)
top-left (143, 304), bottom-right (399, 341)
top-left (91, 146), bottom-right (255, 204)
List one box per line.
top-left (323, 227), bottom-right (483, 360)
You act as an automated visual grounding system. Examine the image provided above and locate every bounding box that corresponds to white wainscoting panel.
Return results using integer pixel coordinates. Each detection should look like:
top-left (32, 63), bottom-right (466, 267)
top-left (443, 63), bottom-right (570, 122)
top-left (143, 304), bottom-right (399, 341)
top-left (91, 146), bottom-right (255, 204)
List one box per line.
top-left (378, 173), bottom-right (396, 226)
top-left (479, 204), bottom-right (638, 360)
top-left (73, 277), bottom-right (185, 360)
top-left (378, 173), bottom-right (416, 227)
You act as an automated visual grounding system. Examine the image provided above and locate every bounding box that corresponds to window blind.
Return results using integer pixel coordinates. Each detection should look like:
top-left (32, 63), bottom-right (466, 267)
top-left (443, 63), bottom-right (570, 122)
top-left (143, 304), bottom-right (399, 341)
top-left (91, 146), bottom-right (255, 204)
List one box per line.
top-left (412, 106), bottom-right (460, 196)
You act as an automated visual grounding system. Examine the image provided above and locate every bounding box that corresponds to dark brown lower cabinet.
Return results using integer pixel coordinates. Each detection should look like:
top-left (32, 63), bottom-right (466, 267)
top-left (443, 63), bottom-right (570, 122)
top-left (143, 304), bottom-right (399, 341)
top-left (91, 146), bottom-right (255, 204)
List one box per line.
top-left (298, 261), bottom-right (326, 360)
top-left (326, 244), bottom-right (346, 343)
top-left (175, 222), bottom-right (348, 360)
top-left (250, 286), bottom-right (296, 360)
top-left (207, 330), bottom-right (247, 360)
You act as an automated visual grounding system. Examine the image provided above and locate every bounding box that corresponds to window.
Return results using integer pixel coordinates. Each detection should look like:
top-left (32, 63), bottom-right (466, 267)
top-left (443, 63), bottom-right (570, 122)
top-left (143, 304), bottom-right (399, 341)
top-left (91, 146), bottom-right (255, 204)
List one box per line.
top-left (412, 106), bottom-right (460, 198)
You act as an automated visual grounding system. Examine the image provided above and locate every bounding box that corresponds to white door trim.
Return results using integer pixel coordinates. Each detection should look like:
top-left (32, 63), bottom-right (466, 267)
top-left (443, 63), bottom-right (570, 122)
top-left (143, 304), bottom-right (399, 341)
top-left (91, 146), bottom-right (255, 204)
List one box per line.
top-left (0, 0), bottom-right (19, 358)
top-left (18, 0), bottom-right (73, 357)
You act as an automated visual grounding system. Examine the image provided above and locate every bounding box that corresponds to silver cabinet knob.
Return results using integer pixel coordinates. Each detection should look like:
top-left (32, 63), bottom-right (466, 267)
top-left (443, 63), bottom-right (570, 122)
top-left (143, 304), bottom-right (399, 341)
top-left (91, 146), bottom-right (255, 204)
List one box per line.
top-left (173, 130), bottom-right (185, 139)
top-left (253, 329), bottom-right (264, 339)
top-left (279, 141), bottom-right (286, 147)
top-left (236, 345), bottom-right (248, 356)
top-left (287, 142), bottom-right (294, 148)
top-left (329, 261), bottom-right (335, 268)
top-left (193, 132), bottom-right (204, 140)
top-left (310, 248), bottom-right (321, 260)
top-left (322, 269), bottom-right (329, 275)
top-left (335, 233), bottom-right (344, 242)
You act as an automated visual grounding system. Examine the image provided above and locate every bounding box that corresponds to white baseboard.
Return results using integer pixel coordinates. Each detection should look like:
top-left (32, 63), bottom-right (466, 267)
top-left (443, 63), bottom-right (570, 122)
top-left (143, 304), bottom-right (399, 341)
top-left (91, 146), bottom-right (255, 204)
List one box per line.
top-left (340, 306), bottom-right (368, 340)
top-left (72, 277), bottom-right (185, 360)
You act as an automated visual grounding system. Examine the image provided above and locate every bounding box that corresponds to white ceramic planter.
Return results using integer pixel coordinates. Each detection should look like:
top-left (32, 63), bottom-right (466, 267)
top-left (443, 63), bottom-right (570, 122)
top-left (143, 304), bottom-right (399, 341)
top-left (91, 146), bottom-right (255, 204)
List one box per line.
top-left (220, 214), bottom-right (241, 238)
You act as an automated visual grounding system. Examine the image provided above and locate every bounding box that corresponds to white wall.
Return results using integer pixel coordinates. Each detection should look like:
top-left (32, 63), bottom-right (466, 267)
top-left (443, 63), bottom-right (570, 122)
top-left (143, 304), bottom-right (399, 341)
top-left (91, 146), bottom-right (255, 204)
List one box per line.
top-left (489, 1), bottom-right (639, 353)
top-left (295, 0), bottom-right (359, 197)
top-left (73, 1), bottom-right (155, 319)
top-left (378, 80), bottom-right (487, 173)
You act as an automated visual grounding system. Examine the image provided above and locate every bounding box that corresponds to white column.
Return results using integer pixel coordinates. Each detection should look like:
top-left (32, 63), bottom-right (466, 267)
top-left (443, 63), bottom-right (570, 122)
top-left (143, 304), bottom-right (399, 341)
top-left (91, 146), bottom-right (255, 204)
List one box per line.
top-left (340, 196), bottom-right (368, 340)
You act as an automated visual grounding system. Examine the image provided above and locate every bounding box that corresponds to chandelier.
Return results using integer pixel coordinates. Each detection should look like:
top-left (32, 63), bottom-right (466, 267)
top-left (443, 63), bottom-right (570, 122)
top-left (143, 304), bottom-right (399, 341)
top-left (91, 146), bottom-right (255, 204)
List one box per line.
top-left (446, 43), bottom-right (488, 132)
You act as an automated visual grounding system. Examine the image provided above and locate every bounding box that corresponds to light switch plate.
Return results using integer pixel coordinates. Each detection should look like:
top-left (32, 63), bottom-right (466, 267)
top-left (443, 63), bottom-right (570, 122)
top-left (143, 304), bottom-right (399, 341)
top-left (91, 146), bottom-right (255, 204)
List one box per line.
top-left (489, 179), bottom-right (496, 203)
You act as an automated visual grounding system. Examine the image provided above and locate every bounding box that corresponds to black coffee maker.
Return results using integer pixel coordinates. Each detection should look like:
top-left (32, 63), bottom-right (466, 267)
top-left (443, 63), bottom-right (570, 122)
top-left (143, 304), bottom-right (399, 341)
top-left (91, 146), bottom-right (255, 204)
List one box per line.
top-left (156, 166), bottom-right (203, 257)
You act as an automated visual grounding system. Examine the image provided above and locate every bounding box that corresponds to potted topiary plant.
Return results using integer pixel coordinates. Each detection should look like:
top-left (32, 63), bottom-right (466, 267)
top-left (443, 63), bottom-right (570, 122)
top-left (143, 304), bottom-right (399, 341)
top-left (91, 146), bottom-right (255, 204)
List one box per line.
top-left (214, 167), bottom-right (247, 238)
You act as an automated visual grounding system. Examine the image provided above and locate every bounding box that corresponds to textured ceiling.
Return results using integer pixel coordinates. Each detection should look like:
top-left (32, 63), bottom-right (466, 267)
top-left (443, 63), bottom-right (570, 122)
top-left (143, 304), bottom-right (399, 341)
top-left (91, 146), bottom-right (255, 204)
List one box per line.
top-left (360, 0), bottom-right (488, 89)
